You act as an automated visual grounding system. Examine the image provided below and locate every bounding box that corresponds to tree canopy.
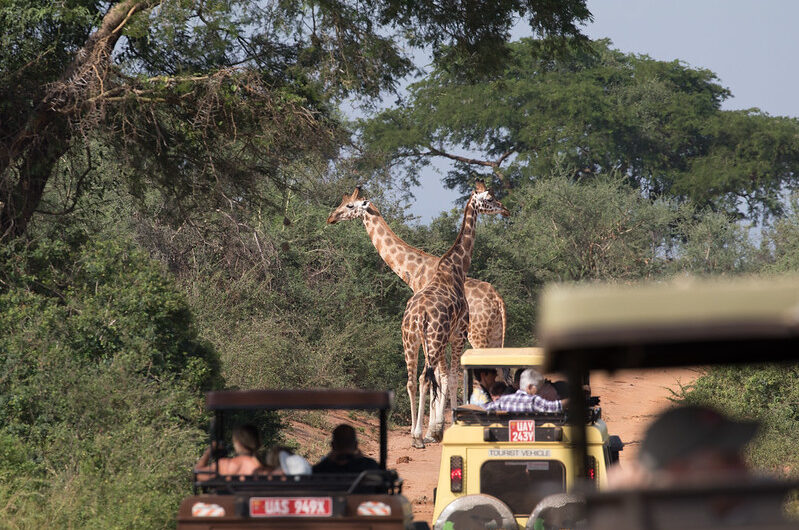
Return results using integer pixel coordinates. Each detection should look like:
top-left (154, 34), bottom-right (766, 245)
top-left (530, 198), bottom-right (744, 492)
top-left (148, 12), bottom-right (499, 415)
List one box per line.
top-left (0, 0), bottom-right (592, 240)
top-left (360, 38), bottom-right (799, 221)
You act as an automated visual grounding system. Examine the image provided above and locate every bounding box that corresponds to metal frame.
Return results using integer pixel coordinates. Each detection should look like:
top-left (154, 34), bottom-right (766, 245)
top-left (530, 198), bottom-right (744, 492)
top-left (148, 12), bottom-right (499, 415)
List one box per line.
top-left (204, 389), bottom-right (393, 473)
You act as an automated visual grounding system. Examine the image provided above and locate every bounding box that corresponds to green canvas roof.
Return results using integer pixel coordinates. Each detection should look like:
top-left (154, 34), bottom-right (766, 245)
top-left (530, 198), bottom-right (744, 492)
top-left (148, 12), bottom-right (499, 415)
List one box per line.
top-left (539, 275), bottom-right (799, 372)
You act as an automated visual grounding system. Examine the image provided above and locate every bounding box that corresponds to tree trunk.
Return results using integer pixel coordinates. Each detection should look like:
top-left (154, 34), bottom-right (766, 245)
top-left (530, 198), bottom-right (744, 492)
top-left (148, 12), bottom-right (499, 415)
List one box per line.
top-left (0, 0), bottom-right (156, 240)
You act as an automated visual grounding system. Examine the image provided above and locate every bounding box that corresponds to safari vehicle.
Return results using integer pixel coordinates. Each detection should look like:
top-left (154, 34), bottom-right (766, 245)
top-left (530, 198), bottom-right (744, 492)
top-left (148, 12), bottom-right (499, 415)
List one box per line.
top-left (177, 389), bottom-right (427, 530)
top-left (431, 347), bottom-right (622, 529)
top-left (538, 276), bottom-right (799, 529)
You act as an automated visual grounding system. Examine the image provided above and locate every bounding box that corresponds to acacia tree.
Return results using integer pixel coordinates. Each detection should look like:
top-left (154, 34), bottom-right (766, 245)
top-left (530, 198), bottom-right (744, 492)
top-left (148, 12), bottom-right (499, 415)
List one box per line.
top-left (0, 0), bottom-right (592, 240)
top-left (360, 38), bottom-right (799, 220)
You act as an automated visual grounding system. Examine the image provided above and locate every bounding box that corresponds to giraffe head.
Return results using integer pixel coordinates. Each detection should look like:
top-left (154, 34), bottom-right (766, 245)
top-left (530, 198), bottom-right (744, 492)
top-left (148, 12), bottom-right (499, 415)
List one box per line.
top-left (471, 181), bottom-right (510, 217)
top-left (327, 187), bottom-right (373, 224)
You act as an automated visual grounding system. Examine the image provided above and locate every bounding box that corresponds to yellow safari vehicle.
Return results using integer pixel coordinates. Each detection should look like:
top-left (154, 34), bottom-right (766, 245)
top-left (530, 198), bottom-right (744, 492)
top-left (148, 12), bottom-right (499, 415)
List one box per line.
top-left (539, 276), bottom-right (799, 529)
top-left (177, 389), bottom-right (428, 529)
top-left (431, 347), bottom-right (622, 530)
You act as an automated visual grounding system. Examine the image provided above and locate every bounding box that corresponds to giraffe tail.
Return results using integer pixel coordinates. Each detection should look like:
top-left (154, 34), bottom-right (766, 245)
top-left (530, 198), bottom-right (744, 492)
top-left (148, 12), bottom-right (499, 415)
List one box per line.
top-left (421, 314), bottom-right (439, 402)
top-left (497, 294), bottom-right (511, 385)
top-left (499, 295), bottom-right (507, 348)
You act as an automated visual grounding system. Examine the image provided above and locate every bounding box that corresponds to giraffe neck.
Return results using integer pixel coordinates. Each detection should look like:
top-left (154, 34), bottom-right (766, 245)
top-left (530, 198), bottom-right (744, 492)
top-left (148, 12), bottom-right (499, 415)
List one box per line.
top-left (438, 197), bottom-right (477, 284)
top-left (361, 207), bottom-right (437, 291)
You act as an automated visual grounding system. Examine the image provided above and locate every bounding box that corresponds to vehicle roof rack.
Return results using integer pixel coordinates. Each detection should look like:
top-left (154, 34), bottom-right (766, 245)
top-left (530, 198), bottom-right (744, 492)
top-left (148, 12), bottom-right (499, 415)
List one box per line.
top-left (206, 389), bottom-right (394, 411)
top-left (453, 406), bottom-right (570, 426)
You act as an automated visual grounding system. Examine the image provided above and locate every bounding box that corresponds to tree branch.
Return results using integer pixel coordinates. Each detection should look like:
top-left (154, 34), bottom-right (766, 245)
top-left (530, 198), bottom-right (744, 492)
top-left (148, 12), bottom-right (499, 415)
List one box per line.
top-left (423, 145), bottom-right (513, 189)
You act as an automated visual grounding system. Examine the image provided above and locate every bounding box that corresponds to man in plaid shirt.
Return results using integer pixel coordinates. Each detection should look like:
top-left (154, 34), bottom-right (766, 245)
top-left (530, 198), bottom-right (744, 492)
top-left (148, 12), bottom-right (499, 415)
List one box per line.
top-left (483, 368), bottom-right (566, 413)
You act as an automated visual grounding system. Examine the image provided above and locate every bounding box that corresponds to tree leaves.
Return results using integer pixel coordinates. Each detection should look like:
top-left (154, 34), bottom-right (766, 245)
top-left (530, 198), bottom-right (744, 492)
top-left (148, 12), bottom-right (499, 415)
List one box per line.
top-left (359, 38), bottom-right (799, 221)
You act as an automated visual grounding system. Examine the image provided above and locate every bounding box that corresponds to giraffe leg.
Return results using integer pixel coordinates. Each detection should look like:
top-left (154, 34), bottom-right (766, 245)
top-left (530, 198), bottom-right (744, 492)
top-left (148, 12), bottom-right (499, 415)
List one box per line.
top-left (413, 370), bottom-right (428, 448)
top-left (432, 359), bottom-right (448, 441)
top-left (423, 365), bottom-right (441, 443)
top-left (406, 358), bottom-right (418, 441)
top-left (449, 327), bottom-right (467, 412)
top-left (422, 333), bottom-right (447, 444)
top-left (402, 326), bottom-right (423, 447)
top-left (429, 329), bottom-right (465, 440)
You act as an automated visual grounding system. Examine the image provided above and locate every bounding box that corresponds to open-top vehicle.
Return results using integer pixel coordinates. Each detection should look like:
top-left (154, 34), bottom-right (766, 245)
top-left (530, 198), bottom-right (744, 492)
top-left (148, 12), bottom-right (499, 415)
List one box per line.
top-left (177, 389), bottom-right (426, 529)
top-left (538, 275), bottom-right (799, 529)
top-left (431, 347), bottom-right (622, 529)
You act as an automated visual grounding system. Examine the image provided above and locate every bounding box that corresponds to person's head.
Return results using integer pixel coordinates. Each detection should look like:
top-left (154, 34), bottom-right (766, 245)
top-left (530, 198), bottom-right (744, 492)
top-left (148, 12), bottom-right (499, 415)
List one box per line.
top-left (489, 381), bottom-right (508, 400)
top-left (519, 368), bottom-right (544, 395)
top-left (264, 445), bottom-right (311, 475)
top-left (331, 423), bottom-right (359, 453)
top-left (473, 368), bottom-right (497, 389)
top-left (232, 424), bottom-right (260, 456)
top-left (265, 445), bottom-right (292, 468)
top-left (638, 405), bottom-right (758, 485)
top-left (513, 368), bottom-right (523, 390)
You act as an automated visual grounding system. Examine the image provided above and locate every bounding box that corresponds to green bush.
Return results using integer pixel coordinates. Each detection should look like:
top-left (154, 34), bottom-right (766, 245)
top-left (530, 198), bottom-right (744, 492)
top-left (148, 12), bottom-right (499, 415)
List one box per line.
top-left (679, 364), bottom-right (799, 477)
top-left (181, 200), bottom-right (413, 422)
top-left (0, 233), bottom-right (221, 529)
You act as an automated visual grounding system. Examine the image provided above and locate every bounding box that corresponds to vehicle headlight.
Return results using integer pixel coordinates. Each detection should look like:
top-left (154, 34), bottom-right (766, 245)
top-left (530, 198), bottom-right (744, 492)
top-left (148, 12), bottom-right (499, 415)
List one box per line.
top-left (434, 494), bottom-right (516, 530)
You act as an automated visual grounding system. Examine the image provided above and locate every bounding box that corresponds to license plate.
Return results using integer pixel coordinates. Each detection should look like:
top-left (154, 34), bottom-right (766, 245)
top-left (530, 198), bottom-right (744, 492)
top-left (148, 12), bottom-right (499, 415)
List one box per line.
top-left (250, 497), bottom-right (333, 518)
top-left (508, 420), bottom-right (536, 442)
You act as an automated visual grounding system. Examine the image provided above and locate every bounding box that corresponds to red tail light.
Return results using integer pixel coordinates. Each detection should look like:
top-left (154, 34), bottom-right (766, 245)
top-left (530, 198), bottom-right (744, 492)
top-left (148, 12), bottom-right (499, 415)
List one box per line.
top-left (587, 456), bottom-right (597, 481)
top-left (450, 456), bottom-right (464, 492)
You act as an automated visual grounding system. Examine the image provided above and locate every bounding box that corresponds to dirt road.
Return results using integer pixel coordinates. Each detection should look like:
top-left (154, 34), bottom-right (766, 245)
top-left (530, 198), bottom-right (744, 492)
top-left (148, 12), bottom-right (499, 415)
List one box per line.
top-left (388, 367), bottom-right (700, 524)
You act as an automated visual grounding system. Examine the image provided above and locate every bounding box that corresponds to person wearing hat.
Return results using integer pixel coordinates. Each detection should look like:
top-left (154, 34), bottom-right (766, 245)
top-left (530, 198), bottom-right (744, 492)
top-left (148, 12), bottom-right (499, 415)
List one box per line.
top-left (608, 405), bottom-right (758, 489)
top-left (313, 423), bottom-right (380, 474)
top-left (638, 404), bottom-right (758, 486)
top-left (600, 405), bottom-right (788, 528)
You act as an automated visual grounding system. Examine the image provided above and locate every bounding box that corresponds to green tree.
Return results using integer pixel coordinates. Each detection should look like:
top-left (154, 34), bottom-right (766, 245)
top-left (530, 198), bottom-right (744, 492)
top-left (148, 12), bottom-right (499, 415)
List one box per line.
top-left (670, 210), bottom-right (757, 275)
top-left (757, 193), bottom-right (799, 274)
top-left (0, 227), bottom-right (221, 528)
top-left (0, 0), bottom-right (592, 240)
top-left (458, 174), bottom-right (682, 344)
top-left (360, 38), bottom-right (799, 220)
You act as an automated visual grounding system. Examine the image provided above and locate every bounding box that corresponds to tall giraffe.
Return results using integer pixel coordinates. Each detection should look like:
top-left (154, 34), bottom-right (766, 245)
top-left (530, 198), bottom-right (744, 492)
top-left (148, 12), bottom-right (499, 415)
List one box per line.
top-left (326, 188), bottom-right (506, 349)
top-left (401, 182), bottom-right (509, 448)
top-left (327, 188), bottom-right (507, 441)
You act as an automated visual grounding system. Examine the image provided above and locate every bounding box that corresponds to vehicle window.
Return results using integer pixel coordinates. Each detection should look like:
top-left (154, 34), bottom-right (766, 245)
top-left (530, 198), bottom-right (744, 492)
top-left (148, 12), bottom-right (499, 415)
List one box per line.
top-left (480, 460), bottom-right (566, 515)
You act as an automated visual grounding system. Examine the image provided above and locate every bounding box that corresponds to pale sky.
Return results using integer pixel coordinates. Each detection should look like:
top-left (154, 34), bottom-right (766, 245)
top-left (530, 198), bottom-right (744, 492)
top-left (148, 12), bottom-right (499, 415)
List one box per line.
top-left (405, 0), bottom-right (799, 223)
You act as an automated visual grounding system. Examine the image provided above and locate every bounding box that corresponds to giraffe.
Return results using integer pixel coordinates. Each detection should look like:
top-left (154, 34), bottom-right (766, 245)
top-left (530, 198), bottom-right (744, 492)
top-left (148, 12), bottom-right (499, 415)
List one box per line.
top-left (327, 188), bottom-right (507, 439)
top-left (326, 188), bottom-right (506, 350)
top-left (401, 182), bottom-right (508, 448)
